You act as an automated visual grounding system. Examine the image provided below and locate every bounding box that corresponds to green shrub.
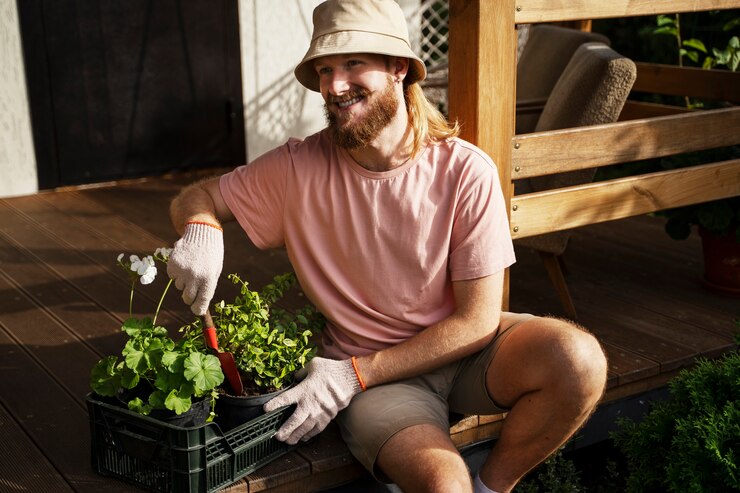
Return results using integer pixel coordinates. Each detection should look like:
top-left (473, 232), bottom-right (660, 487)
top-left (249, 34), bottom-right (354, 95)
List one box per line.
top-left (613, 332), bottom-right (740, 492)
top-left (514, 449), bottom-right (584, 493)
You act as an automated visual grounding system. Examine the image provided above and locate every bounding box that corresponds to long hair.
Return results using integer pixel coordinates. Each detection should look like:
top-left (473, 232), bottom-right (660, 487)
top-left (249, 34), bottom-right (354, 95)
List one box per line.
top-left (404, 82), bottom-right (460, 156)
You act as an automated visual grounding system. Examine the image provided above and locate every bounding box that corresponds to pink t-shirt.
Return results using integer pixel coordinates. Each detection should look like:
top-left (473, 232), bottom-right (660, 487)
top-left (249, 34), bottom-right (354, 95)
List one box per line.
top-left (220, 129), bottom-right (515, 359)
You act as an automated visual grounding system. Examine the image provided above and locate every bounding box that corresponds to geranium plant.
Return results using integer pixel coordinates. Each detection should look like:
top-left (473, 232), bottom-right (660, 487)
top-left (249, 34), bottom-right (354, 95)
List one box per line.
top-left (205, 272), bottom-right (322, 395)
top-left (90, 248), bottom-right (224, 418)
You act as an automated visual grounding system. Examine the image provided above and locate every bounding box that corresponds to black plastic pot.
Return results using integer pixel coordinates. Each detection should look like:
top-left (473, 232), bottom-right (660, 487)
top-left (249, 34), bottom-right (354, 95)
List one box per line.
top-left (216, 387), bottom-right (287, 432)
top-left (116, 386), bottom-right (211, 428)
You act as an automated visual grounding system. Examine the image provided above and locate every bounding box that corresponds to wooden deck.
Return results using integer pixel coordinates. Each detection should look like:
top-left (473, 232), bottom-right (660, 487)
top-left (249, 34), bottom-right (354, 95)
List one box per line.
top-left (0, 170), bottom-right (737, 492)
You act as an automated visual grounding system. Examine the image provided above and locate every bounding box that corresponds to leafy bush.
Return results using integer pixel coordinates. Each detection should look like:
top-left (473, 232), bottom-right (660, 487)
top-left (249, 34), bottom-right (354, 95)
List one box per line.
top-left (90, 249), bottom-right (224, 417)
top-left (209, 272), bottom-right (322, 394)
top-left (91, 318), bottom-right (224, 416)
top-left (514, 449), bottom-right (585, 493)
top-left (613, 331), bottom-right (740, 492)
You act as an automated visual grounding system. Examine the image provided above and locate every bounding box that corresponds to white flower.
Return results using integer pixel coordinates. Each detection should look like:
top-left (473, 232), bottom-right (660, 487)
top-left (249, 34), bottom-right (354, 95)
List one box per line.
top-left (130, 255), bottom-right (157, 285)
top-left (117, 253), bottom-right (125, 263)
top-left (155, 247), bottom-right (173, 260)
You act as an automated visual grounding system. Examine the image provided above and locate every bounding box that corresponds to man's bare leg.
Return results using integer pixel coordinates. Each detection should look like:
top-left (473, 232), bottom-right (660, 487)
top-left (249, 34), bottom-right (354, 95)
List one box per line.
top-left (479, 317), bottom-right (608, 493)
top-left (377, 423), bottom-right (473, 493)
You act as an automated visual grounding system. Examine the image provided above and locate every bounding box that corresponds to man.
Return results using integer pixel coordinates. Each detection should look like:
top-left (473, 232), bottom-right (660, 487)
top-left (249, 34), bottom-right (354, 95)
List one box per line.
top-left (167, 1), bottom-right (607, 492)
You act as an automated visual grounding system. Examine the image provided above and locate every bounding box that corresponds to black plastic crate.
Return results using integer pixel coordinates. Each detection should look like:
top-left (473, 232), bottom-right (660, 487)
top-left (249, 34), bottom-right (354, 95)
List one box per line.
top-left (87, 393), bottom-right (292, 492)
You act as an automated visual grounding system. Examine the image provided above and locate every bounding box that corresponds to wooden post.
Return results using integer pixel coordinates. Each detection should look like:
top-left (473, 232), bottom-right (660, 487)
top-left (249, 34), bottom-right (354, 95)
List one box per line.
top-left (448, 0), bottom-right (517, 309)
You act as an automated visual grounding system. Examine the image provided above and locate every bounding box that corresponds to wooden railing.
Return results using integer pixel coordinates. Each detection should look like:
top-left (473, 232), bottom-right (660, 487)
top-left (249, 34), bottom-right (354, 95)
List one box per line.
top-left (447, 0), bottom-right (740, 306)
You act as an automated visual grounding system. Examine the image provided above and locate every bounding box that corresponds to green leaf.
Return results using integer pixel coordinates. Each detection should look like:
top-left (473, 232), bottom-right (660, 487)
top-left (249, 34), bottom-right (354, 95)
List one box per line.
top-left (162, 351), bottom-right (185, 373)
top-left (713, 47), bottom-right (732, 65)
top-left (120, 371), bottom-right (139, 389)
top-left (121, 317), bottom-right (150, 337)
top-left (656, 14), bottom-right (676, 27)
top-left (164, 389), bottom-right (192, 415)
top-left (128, 397), bottom-right (152, 415)
top-left (123, 345), bottom-right (147, 373)
top-left (654, 26), bottom-right (678, 37)
top-left (148, 390), bottom-right (167, 409)
top-left (155, 369), bottom-right (183, 393)
top-left (683, 39), bottom-right (707, 53)
top-left (723, 17), bottom-right (740, 31)
top-left (90, 356), bottom-right (120, 396)
top-left (183, 353), bottom-right (224, 392)
top-left (683, 50), bottom-right (699, 63)
top-left (152, 326), bottom-right (168, 338)
top-left (283, 338), bottom-right (297, 347)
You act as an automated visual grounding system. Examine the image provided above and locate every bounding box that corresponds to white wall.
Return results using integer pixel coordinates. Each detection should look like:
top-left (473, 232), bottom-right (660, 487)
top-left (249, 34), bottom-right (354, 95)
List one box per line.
top-left (238, 0), bottom-right (326, 162)
top-left (0, 0), bottom-right (38, 198)
top-left (238, 0), bottom-right (422, 163)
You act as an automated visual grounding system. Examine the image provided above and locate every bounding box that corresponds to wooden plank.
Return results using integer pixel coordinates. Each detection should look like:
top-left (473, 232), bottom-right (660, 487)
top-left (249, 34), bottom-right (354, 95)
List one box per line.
top-left (244, 452), bottom-right (311, 492)
top-left (293, 423), bottom-right (359, 475)
top-left (511, 107), bottom-right (740, 178)
top-left (240, 424), bottom-right (366, 493)
top-left (618, 100), bottom-right (694, 121)
top-left (0, 239), bottom-right (115, 399)
top-left (1, 195), bottom-right (190, 328)
top-left (510, 159), bottom-right (740, 238)
top-left (514, 0), bottom-right (740, 24)
top-left (449, 0), bottom-right (517, 307)
top-left (0, 403), bottom-right (75, 492)
top-left (0, 324), bottom-right (133, 492)
top-left (633, 62), bottom-right (740, 103)
top-left (601, 343), bottom-right (660, 386)
top-left (569, 220), bottom-right (740, 337)
top-left (451, 419), bottom-right (505, 449)
top-left (0, 200), bottom-right (170, 326)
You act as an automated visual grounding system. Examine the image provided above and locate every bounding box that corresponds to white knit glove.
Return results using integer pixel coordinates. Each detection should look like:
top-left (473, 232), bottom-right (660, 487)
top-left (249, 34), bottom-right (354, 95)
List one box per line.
top-left (264, 357), bottom-right (364, 445)
top-left (167, 222), bottom-right (224, 316)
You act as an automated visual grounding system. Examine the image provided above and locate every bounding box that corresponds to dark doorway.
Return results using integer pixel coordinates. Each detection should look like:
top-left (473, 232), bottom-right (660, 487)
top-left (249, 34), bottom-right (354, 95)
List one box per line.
top-left (19, 0), bottom-right (245, 189)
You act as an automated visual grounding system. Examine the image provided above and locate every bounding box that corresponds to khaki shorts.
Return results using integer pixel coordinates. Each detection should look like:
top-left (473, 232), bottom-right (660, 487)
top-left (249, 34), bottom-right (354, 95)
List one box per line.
top-left (335, 311), bottom-right (536, 478)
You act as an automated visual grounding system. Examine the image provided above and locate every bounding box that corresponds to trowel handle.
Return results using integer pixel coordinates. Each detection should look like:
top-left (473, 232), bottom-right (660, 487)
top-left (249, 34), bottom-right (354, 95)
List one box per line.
top-left (202, 310), bottom-right (219, 350)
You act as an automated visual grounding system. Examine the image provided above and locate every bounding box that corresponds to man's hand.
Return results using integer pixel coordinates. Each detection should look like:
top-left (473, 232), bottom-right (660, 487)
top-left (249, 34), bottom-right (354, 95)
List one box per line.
top-left (264, 357), bottom-right (364, 444)
top-left (167, 222), bottom-right (224, 315)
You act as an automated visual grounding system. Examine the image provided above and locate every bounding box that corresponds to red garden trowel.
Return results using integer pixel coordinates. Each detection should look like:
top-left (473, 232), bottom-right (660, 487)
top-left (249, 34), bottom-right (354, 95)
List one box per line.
top-left (202, 310), bottom-right (244, 396)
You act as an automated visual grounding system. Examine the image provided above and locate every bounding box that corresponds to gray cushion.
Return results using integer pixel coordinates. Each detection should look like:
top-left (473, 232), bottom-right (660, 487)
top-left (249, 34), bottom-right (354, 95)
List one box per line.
top-left (517, 42), bottom-right (637, 255)
top-left (516, 25), bottom-right (610, 134)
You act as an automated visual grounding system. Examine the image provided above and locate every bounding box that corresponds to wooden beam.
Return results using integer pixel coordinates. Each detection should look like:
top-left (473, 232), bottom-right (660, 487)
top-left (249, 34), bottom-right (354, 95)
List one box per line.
top-left (618, 100), bottom-right (694, 121)
top-left (448, 0), bottom-right (517, 307)
top-left (633, 62), bottom-right (740, 103)
top-left (510, 159), bottom-right (740, 238)
top-left (511, 107), bottom-right (740, 179)
top-left (514, 0), bottom-right (740, 24)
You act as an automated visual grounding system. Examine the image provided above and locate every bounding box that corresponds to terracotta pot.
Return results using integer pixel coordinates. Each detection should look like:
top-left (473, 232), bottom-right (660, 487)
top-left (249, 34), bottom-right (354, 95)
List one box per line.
top-left (699, 226), bottom-right (740, 297)
top-left (216, 387), bottom-right (288, 432)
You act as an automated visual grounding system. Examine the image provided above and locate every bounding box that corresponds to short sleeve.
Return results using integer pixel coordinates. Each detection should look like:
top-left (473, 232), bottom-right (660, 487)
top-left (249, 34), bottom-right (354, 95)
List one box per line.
top-left (448, 149), bottom-right (515, 281)
top-left (219, 144), bottom-right (292, 249)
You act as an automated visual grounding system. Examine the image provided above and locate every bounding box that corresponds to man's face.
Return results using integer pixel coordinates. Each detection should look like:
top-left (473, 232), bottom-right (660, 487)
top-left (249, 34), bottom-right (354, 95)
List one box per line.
top-left (314, 54), bottom-right (400, 149)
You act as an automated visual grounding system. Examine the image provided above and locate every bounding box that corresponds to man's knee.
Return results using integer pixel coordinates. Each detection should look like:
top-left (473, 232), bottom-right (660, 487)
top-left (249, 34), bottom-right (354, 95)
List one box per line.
top-left (543, 317), bottom-right (608, 404)
top-left (489, 316), bottom-right (607, 407)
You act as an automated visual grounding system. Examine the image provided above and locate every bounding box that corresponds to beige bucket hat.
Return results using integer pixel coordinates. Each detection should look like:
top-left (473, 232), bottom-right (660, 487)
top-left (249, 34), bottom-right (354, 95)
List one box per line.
top-left (295, 0), bottom-right (427, 92)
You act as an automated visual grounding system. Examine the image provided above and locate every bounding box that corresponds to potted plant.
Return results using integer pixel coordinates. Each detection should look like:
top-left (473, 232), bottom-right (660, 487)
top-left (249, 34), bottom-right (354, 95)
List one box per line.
top-left (203, 272), bottom-right (322, 430)
top-left (656, 148), bottom-right (740, 297)
top-left (89, 248), bottom-right (225, 426)
top-left (663, 196), bottom-right (740, 296)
